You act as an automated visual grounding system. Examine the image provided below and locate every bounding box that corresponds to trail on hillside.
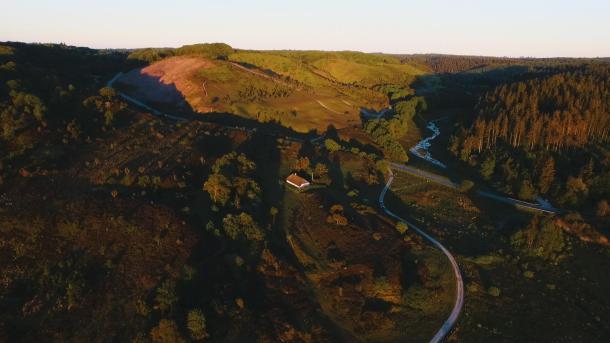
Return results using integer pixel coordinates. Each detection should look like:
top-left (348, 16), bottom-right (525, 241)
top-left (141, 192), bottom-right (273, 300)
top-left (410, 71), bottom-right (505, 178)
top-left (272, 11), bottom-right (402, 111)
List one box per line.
top-left (315, 99), bottom-right (343, 115)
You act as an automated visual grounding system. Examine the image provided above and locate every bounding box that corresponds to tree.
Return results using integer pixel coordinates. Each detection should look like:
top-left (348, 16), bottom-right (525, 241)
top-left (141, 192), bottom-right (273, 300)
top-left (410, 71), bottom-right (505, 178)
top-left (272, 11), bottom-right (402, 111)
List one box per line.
top-left (562, 176), bottom-right (588, 206)
top-left (233, 177), bottom-right (261, 209)
top-left (155, 280), bottom-right (178, 311)
top-left (292, 157), bottom-right (310, 172)
top-left (66, 119), bottom-right (81, 139)
top-left (205, 220), bottom-right (220, 237)
top-left (222, 213), bottom-right (264, 241)
top-left (385, 140), bottom-right (408, 162)
top-left (187, 309), bottom-right (209, 341)
top-left (480, 156), bottom-right (496, 180)
top-left (236, 153), bottom-right (257, 175)
top-left (510, 216), bottom-right (566, 262)
top-left (99, 87), bottom-right (117, 98)
top-left (203, 174), bottom-right (232, 206)
top-left (104, 110), bottom-right (114, 127)
top-left (580, 159), bottom-right (594, 180)
top-left (324, 139), bottom-right (341, 153)
top-left (396, 222), bottom-right (409, 235)
top-left (375, 159), bottom-right (390, 174)
top-left (518, 180), bottom-right (536, 201)
top-left (313, 163), bottom-right (328, 180)
top-left (150, 319), bottom-right (186, 343)
top-left (596, 200), bottom-right (609, 217)
top-left (458, 180), bottom-right (474, 193)
top-left (269, 207), bottom-right (279, 224)
top-left (537, 157), bottom-right (555, 194)
top-left (82, 88), bottom-right (126, 128)
top-left (327, 205), bottom-right (348, 226)
top-left (330, 204), bottom-right (344, 214)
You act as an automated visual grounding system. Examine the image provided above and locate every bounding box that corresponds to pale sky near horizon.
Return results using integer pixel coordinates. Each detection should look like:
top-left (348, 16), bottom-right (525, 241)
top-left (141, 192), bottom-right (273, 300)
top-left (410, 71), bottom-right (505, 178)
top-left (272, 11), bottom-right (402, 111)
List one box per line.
top-left (1, 0), bottom-right (609, 57)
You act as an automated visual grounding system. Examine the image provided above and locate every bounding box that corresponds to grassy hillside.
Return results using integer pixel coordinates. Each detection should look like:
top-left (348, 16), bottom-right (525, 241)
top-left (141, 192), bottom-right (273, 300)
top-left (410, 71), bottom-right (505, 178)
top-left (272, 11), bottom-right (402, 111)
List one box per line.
top-left (118, 47), bottom-right (424, 133)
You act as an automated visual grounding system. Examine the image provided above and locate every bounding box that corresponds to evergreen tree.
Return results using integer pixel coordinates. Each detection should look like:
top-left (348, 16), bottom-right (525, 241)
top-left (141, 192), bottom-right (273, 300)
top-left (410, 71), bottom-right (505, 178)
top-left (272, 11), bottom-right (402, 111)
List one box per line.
top-left (187, 309), bottom-right (209, 341)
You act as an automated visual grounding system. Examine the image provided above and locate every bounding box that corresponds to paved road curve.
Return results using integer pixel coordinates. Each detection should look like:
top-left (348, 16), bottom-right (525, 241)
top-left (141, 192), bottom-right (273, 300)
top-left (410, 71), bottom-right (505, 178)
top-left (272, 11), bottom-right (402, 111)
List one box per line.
top-left (391, 163), bottom-right (460, 189)
top-left (475, 190), bottom-right (560, 214)
top-left (109, 71), bottom-right (464, 342)
top-left (380, 169), bottom-right (464, 343)
top-left (390, 162), bottom-right (560, 214)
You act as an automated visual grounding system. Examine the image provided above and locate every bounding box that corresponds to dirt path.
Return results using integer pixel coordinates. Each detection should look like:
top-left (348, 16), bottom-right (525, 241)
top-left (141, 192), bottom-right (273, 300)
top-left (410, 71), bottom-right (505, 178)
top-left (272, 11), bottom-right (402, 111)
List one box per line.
top-left (315, 99), bottom-right (343, 114)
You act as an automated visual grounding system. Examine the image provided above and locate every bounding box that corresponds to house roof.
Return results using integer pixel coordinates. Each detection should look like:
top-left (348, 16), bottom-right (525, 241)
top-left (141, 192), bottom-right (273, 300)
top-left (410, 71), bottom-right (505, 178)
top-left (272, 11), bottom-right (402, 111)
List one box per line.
top-left (286, 173), bottom-right (310, 187)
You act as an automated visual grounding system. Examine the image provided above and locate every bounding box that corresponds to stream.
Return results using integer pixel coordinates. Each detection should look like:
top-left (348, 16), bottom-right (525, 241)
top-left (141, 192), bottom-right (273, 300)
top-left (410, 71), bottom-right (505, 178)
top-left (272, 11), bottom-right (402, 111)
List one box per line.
top-left (409, 120), bottom-right (446, 168)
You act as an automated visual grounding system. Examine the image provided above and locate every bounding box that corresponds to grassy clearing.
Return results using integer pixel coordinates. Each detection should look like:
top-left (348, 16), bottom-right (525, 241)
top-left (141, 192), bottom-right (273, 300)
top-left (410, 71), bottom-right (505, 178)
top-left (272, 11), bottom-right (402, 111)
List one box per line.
top-left (312, 58), bottom-right (423, 87)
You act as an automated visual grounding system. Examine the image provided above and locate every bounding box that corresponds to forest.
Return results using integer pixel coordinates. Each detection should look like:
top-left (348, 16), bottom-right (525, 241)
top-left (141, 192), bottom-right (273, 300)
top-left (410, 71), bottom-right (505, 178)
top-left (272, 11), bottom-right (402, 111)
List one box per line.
top-left (458, 65), bottom-right (609, 153)
top-left (447, 64), bottom-right (610, 210)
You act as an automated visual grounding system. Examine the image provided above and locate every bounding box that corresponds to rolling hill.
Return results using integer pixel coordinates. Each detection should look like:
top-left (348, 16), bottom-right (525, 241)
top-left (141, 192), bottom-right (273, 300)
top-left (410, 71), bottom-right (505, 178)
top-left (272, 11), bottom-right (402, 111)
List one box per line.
top-left (116, 46), bottom-right (425, 133)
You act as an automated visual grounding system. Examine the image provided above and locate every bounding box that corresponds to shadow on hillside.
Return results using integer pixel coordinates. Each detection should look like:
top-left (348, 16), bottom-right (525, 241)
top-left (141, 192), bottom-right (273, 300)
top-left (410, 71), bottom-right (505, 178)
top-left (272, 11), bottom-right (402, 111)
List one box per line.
top-left (115, 69), bottom-right (195, 114)
top-left (115, 69), bottom-right (326, 142)
top-left (412, 64), bottom-right (553, 113)
top-left (230, 61), bottom-right (284, 79)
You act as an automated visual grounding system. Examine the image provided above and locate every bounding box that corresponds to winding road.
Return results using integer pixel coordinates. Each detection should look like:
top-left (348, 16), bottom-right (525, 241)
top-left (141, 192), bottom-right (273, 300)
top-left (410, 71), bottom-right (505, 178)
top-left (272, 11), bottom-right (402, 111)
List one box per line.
top-left (378, 118), bottom-right (555, 342)
top-left (391, 163), bottom-right (459, 190)
top-left (399, 119), bottom-right (560, 214)
top-left (380, 169), bottom-right (464, 343)
top-left (390, 162), bottom-right (560, 214)
top-left (107, 70), bottom-right (548, 342)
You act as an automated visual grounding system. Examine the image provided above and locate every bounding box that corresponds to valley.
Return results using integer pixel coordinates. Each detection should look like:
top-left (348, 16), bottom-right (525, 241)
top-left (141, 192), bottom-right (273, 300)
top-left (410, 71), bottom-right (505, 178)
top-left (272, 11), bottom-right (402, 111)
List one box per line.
top-left (0, 41), bottom-right (609, 343)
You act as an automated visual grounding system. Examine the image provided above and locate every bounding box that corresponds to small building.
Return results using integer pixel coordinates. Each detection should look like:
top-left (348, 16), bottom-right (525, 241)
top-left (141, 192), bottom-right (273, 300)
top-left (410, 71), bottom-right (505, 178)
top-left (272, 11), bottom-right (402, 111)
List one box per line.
top-left (286, 173), bottom-right (310, 189)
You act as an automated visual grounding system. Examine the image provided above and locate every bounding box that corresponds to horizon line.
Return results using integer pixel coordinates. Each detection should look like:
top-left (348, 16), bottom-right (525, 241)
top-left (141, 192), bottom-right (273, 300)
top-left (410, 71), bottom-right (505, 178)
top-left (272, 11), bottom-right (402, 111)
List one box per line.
top-left (3, 40), bottom-right (609, 60)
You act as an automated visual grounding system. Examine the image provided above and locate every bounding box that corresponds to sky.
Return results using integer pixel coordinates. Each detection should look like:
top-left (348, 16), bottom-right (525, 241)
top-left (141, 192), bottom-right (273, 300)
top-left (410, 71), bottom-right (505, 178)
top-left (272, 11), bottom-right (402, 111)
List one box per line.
top-left (1, 0), bottom-right (609, 57)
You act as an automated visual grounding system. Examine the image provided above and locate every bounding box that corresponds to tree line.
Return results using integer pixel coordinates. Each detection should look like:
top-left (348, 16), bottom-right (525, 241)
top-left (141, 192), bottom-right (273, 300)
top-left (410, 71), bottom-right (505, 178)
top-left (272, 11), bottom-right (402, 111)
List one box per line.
top-left (449, 64), bottom-right (610, 208)
top-left (455, 65), bottom-right (609, 156)
top-left (364, 96), bottom-right (427, 162)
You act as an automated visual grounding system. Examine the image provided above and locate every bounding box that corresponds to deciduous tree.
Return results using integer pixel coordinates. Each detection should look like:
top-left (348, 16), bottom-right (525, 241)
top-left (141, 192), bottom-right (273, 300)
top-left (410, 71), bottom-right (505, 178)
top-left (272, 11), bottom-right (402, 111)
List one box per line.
top-left (223, 213), bottom-right (264, 241)
top-left (150, 319), bottom-right (186, 343)
top-left (327, 205), bottom-right (348, 226)
top-left (292, 157), bottom-right (310, 172)
top-left (155, 280), bottom-right (178, 312)
top-left (203, 174), bottom-right (232, 206)
top-left (324, 139), bottom-right (341, 153)
top-left (270, 207), bottom-right (279, 224)
top-left (313, 162), bottom-right (328, 180)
